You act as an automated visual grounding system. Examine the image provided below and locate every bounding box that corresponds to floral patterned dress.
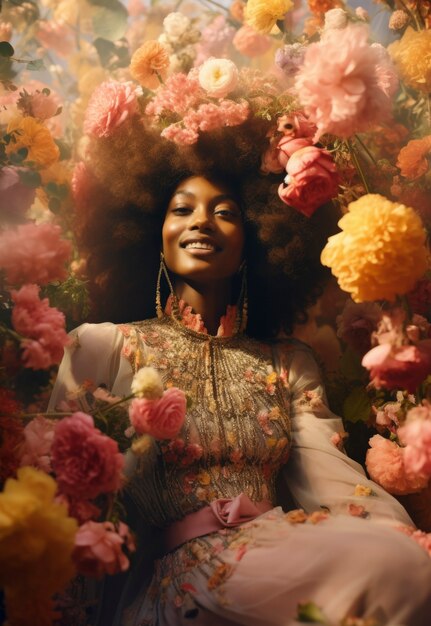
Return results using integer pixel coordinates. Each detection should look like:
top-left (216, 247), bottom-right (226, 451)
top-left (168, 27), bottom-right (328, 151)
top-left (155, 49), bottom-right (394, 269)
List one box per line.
top-left (49, 309), bottom-right (431, 626)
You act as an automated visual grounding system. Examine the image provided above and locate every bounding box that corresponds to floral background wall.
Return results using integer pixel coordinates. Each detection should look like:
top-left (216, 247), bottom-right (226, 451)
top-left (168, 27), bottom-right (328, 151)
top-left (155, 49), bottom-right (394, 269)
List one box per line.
top-left (0, 1), bottom-right (431, 625)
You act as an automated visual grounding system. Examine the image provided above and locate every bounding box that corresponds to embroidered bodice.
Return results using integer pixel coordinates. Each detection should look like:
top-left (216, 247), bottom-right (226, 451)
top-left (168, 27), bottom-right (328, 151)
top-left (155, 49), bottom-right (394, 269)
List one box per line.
top-left (121, 315), bottom-right (292, 528)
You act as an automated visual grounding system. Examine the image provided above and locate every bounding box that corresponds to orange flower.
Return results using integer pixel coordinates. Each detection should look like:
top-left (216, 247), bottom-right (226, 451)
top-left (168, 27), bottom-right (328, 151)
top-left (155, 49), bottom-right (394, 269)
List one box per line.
top-left (6, 116), bottom-right (60, 168)
top-left (308, 0), bottom-right (343, 16)
top-left (397, 136), bottom-right (431, 180)
top-left (388, 27), bottom-right (431, 93)
top-left (129, 40), bottom-right (170, 90)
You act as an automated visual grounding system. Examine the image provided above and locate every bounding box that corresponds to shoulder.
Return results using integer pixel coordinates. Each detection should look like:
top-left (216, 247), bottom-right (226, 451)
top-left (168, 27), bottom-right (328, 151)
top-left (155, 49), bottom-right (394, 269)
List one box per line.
top-left (68, 321), bottom-right (125, 355)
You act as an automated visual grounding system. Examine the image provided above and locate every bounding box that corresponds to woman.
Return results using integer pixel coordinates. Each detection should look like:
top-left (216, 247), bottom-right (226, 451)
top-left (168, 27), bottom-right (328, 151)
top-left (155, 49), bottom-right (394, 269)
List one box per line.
top-left (50, 116), bottom-right (431, 625)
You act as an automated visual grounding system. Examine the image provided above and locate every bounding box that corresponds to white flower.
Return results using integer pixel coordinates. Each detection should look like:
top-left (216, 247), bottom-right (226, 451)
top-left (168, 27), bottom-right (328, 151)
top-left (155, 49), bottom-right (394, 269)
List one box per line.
top-left (198, 58), bottom-right (239, 98)
top-left (131, 366), bottom-right (164, 399)
top-left (163, 12), bottom-right (191, 42)
top-left (323, 8), bottom-right (348, 31)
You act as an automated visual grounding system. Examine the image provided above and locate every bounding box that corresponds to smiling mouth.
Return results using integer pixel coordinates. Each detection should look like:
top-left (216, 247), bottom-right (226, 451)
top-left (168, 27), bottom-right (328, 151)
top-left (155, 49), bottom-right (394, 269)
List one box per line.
top-left (184, 242), bottom-right (217, 251)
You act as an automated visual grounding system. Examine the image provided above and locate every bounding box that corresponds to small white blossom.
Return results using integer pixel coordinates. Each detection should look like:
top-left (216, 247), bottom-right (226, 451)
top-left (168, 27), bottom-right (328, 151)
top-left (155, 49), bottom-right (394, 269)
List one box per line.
top-left (131, 366), bottom-right (164, 399)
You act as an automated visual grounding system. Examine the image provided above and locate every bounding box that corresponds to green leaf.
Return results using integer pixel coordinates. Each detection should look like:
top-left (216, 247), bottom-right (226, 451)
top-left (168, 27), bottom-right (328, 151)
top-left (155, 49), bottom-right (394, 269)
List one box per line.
top-left (18, 169), bottom-right (41, 188)
top-left (92, 2), bottom-right (128, 42)
top-left (0, 41), bottom-right (14, 57)
top-left (343, 386), bottom-right (372, 424)
top-left (26, 58), bottom-right (46, 71)
top-left (296, 602), bottom-right (328, 624)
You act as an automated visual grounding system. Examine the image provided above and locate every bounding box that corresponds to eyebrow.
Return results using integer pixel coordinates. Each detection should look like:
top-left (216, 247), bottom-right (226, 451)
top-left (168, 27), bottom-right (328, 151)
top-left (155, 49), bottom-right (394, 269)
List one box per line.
top-left (172, 191), bottom-right (240, 206)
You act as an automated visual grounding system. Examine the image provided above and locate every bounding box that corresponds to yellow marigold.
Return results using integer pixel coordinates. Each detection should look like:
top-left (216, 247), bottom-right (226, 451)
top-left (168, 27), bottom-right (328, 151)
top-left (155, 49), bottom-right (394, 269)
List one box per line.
top-left (6, 116), bottom-right (60, 168)
top-left (244, 0), bottom-right (293, 34)
top-left (130, 40), bottom-right (170, 90)
top-left (397, 136), bottom-right (431, 180)
top-left (321, 194), bottom-right (429, 303)
top-left (388, 27), bottom-right (431, 93)
top-left (0, 467), bottom-right (77, 625)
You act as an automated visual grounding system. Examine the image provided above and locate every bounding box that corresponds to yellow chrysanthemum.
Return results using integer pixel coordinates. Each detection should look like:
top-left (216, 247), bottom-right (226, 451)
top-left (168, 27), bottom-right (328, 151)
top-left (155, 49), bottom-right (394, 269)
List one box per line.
top-left (244, 0), bottom-right (293, 34)
top-left (0, 467), bottom-right (77, 625)
top-left (321, 194), bottom-right (429, 303)
top-left (6, 116), bottom-right (60, 168)
top-left (388, 27), bottom-right (431, 93)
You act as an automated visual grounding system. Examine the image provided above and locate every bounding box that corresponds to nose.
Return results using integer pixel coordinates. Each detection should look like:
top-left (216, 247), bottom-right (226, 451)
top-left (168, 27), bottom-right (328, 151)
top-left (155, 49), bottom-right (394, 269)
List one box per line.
top-left (189, 205), bottom-right (215, 231)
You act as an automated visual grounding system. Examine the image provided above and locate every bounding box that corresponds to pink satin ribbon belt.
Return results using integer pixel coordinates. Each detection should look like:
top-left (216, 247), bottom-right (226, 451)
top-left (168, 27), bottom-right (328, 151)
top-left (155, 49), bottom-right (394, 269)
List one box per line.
top-left (163, 493), bottom-right (273, 554)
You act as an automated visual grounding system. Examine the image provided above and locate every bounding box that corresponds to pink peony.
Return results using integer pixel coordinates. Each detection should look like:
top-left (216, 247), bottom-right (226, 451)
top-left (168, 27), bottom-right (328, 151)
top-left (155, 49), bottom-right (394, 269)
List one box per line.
top-left (233, 25), bottom-right (271, 58)
top-left (399, 409), bottom-right (431, 477)
top-left (19, 415), bottom-right (56, 472)
top-left (11, 284), bottom-right (69, 370)
top-left (365, 434), bottom-right (428, 495)
top-left (145, 72), bottom-right (203, 118)
top-left (0, 222), bottom-right (72, 286)
top-left (52, 412), bottom-right (124, 500)
top-left (36, 20), bottom-right (74, 57)
top-left (0, 167), bottom-right (36, 222)
top-left (295, 24), bottom-right (394, 140)
top-left (278, 146), bottom-right (339, 217)
top-left (83, 81), bottom-right (138, 138)
top-left (336, 299), bottom-right (382, 356)
top-left (129, 387), bottom-right (186, 440)
top-left (362, 341), bottom-right (431, 393)
top-left (73, 521), bottom-right (135, 578)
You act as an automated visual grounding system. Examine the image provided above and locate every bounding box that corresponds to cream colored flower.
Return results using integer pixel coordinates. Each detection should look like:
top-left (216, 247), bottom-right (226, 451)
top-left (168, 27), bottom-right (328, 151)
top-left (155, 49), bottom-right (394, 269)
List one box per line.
top-left (244, 0), bottom-right (293, 34)
top-left (130, 40), bottom-right (170, 90)
top-left (198, 58), bottom-right (239, 98)
top-left (321, 194), bottom-right (429, 303)
top-left (131, 366), bottom-right (164, 399)
top-left (163, 12), bottom-right (191, 42)
top-left (323, 8), bottom-right (348, 31)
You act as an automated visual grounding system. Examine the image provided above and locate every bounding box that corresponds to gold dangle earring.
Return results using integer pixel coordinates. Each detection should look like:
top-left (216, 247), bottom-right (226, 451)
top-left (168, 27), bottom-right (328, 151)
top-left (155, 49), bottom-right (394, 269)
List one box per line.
top-left (235, 260), bottom-right (248, 334)
top-left (156, 252), bottom-right (178, 319)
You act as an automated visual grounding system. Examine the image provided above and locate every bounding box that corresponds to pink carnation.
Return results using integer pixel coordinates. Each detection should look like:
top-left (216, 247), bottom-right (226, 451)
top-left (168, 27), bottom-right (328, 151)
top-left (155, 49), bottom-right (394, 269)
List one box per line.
top-left (129, 386), bottom-right (186, 440)
top-left (0, 222), bottom-right (72, 286)
top-left (52, 412), bottom-right (124, 500)
top-left (19, 415), bottom-right (56, 472)
top-left (161, 124), bottom-right (199, 145)
top-left (365, 434), bottom-right (428, 495)
top-left (11, 284), bottom-right (69, 370)
top-left (73, 520), bottom-right (135, 578)
top-left (399, 410), bottom-right (431, 477)
top-left (295, 24), bottom-right (394, 140)
top-left (362, 341), bottom-right (431, 393)
top-left (84, 81), bottom-right (138, 138)
top-left (36, 20), bottom-right (74, 57)
top-left (233, 25), bottom-right (271, 58)
top-left (0, 167), bottom-right (36, 222)
top-left (145, 73), bottom-right (203, 118)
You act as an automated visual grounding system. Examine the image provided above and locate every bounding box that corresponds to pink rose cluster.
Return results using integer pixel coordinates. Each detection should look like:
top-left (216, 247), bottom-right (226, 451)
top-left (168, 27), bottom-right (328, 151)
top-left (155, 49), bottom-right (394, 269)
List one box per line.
top-left (73, 520), bottom-right (135, 578)
top-left (84, 81), bottom-right (139, 139)
top-left (0, 222), bottom-right (72, 286)
top-left (129, 386), bottom-right (186, 440)
top-left (399, 405), bottom-right (431, 479)
top-left (11, 284), bottom-right (69, 370)
top-left (261, 112), bottom-right (339, 217)
top-left (51, 412), bottom-right (124, 500)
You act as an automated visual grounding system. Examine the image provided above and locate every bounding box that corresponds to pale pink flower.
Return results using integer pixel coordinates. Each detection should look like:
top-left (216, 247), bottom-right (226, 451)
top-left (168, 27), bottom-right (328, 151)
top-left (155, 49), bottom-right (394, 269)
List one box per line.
top-left (129, 387), bottom-right (186, 439)
top-left (145, 72), bottom-right (203, 118)
top-left (278, 146), bottom-right (339, 217)
top-left (0, 222), bottom-right (72, 286)
top-left (366, 434), bottom-right (428, 495)
top-left (194, 15), bottom-right (235, 65)
top-left (29, 90), bottom-right (60, 120)
top-left (295, 24), bottom-right (394, 140)
top-left (52, 412), bottom-right (124, 499)
top-left (362, 341), bottom-right (431, 393)
top-left (73, 521), bottom-right (135, 578)
top-left (0, 166), bottom-right (36, 221)
top-left (373, 402), bottom-right (400, 429)
top-left (161, 124), bottom-right (199, 145)
top-left (84, 81), bottom-right (138, 138)
top-left (355, 7), bottom-right (369, 21)
top-left (389, 10), bottom-right (409, 31)
top-left (336, 299), bottom-right (382, 356)
top-left (11, 284), bottom-right (69, 370)
top-left (19, 415), bottom-right (55, 472)
top-left (36, 20), bottom-right (74, 57)
top-left (371, 43), bottom-right (399, 97)
top-left (233, 25), bottom-right (271, 58)
top-left (399, 411), bottom-right (431, 477)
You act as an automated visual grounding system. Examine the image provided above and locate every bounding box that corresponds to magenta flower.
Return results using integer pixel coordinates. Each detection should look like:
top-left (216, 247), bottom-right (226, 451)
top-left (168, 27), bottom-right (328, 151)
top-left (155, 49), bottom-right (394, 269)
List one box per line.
top-left (0, 222), bottom-right (72, 286)
top-left (11, 284), bottom-right (69, 370)
top-left (295, 24), bottom-right (395, 140)
top-left (84, 81), bottom-right (138, 138)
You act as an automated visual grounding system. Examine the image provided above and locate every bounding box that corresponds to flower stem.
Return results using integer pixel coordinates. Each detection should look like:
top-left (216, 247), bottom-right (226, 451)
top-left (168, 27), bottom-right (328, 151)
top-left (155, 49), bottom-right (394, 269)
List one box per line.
top-left (354, 134), bottom-right (377, 165)
top-left (102, 393), bottom-right (136, 414)
top-left (0, 324), bottom-right (22, 343)
top-left (346, 139), bottom-right (371, 194)
top-left (201, 0), bottom-right (230, 13)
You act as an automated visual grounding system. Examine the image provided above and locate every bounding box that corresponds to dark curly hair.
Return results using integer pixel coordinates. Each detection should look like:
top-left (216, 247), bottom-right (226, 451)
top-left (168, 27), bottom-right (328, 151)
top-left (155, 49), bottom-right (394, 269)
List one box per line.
top-left (76, 114), bottom-right (339, 339)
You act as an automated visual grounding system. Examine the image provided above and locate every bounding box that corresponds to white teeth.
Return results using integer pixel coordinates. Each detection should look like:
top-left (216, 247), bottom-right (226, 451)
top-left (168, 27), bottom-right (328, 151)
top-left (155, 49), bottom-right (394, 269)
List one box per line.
top-left (184, 242), bottom-right (216, 250)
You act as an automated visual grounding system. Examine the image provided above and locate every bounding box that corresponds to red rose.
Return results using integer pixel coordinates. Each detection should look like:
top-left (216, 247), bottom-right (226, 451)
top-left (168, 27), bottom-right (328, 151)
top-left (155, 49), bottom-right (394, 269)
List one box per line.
top-left (128, 387), bottom-right (186, 440)
top-left (278, 146), bottom-right (339, 217)
top-left (362, 341), bottom-right (431, 393)
top-left (52, 412), bottom-right (124, 500)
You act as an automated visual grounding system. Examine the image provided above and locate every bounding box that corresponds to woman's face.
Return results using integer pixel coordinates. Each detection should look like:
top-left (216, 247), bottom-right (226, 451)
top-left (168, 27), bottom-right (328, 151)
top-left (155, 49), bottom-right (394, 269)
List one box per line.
top-left (162, 176), bottom-right (244, 283)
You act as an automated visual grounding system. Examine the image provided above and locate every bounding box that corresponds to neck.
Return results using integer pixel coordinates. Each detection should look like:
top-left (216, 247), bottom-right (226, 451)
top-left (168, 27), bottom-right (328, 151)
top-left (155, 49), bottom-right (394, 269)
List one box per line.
top-left (173, 278), bottom-right (232, 335)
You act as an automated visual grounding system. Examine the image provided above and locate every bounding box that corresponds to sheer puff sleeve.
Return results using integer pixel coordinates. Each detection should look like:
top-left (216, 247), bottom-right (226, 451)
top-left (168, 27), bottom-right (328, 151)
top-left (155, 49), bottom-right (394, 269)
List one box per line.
top-left (277, 342), bottom-right (413, 527)
top-left (48, 322), bottom-right (127, 411)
